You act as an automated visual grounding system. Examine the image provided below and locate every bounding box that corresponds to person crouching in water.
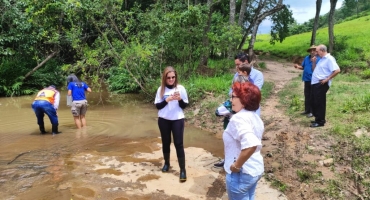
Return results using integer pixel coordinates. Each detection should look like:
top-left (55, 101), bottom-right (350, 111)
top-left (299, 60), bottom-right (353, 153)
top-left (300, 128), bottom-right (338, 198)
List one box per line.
top-left (67, 74), bottom-right (92, 129)
top-left (32, 85), bottom-right (61, 134)
top-left (154, 66), bottom-right (189, 182)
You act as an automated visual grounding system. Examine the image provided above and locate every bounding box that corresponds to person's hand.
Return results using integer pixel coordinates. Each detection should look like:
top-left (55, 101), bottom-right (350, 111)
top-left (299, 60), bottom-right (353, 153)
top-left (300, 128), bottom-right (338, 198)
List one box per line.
top-left (166, 95), bottom-right (174, 102)
top-left (173, 92), bottom-right (181, 101)
top-left (311, 56), bottom-right (317, 63)
top-left (230, 163), bottom-right (241, 173)
top-left (294, 64), bottom-right (298, 69)
top-left (320, 78), bottom-right (329, 85)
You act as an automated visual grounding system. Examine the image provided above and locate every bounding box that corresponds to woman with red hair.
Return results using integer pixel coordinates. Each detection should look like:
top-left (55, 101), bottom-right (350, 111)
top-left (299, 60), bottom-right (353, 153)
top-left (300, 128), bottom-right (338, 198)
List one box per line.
top-left (223, 82), bottom-right (264, 199)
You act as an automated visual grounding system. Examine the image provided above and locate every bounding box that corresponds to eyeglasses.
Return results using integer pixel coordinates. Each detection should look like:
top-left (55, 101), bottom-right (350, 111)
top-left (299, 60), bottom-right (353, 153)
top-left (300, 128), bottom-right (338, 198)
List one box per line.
top-left (230, 95), bottom-right (239, 100)
top-left (167, 76), bottom-right (176, 80)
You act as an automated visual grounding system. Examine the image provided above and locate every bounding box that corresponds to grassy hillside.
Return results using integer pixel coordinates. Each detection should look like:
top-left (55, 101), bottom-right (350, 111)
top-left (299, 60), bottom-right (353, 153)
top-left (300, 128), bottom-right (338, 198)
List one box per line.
top-left (252, 11), bottom-right (370, 199)
top-left (254, 11), bottom-right (370, 72)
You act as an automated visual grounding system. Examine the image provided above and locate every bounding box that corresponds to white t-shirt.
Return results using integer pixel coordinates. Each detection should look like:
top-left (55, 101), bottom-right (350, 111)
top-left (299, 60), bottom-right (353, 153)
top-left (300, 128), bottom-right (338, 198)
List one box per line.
top-left (223, 109), bottom-right (264, 176)
top-left (154, 85), bottom-right (189, 120)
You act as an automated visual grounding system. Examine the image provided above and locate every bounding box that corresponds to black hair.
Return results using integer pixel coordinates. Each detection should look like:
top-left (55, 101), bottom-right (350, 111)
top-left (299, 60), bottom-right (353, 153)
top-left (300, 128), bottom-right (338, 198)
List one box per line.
top-left (234, 52), bottom-right (250, 63)
top-left (67, 74), bottom-right (82, 87)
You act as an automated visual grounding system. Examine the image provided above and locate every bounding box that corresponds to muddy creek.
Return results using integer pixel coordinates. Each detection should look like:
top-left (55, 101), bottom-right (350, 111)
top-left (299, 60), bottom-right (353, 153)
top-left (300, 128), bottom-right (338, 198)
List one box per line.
top-left (0, 91), bottom-right (224, 200)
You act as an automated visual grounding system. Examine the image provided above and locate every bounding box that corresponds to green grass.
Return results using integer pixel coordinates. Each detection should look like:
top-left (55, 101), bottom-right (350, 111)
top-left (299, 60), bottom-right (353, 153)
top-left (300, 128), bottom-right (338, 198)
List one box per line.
top-left (253, 13), bottom-right (370, 72)
top-left (278, 73), bottom-right (370, 198)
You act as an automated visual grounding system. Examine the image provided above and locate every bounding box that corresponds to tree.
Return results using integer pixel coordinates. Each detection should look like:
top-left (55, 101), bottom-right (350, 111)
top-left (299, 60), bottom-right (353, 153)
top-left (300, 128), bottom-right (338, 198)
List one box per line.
top-left (228, 0), bottom-right (236, 58)
top-left (236, 0), bottom-right (286, 59)
top-left (328, 0), bottom-right (338, 53)
top-left (199, 0), bottom-right (222, 66)
top-left (269, 5), bottom-right (294, 45)
top-left (311, 0), bottom-right (322, 45)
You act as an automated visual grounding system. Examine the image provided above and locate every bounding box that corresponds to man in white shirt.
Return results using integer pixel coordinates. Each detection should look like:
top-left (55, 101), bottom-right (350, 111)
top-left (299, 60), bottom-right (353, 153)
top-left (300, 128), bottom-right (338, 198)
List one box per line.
top-left (310, 44), bottom-right (340, 127)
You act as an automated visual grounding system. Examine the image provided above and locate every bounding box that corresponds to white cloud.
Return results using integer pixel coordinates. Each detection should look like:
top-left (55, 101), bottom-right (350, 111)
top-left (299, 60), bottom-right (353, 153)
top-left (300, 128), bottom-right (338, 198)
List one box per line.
top-left (289, 0), bottom-right (344, 23)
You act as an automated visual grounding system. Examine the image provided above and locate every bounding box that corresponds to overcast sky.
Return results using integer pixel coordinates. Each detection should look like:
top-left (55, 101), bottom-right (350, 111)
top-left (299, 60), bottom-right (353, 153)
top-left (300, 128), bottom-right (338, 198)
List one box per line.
top-left (258, 0), bottom-right (344, 34)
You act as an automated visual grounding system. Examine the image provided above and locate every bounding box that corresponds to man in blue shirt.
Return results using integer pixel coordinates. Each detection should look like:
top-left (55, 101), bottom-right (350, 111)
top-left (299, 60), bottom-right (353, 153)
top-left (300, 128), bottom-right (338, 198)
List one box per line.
top-left (294, 45), bottom-right (320, 118)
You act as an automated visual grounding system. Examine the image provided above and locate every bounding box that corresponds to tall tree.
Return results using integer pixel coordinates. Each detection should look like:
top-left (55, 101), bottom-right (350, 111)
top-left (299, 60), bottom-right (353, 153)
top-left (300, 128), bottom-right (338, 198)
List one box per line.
top-left (328, 0), bottom-right (338, 53)
top-left (311, 0), bottom-right (322, 45)
top-left (228, 0), bottom-right (236, 58)
top-left (199, 0), bottom-right (221, 66)
top-left (236, 0), bottom-right (286, 59)
top-left (238, 0), bottom-right (248, 26)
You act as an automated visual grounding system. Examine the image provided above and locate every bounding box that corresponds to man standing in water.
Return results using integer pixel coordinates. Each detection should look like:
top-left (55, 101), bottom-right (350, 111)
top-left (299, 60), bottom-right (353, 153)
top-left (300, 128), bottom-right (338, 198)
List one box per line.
top-left (31, 85), bottom-right (61, 134)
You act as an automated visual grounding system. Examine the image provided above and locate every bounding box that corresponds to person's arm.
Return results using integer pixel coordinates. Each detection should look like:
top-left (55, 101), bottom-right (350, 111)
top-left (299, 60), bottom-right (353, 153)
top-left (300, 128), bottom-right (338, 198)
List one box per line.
top-left (254, 72), bottom-right (264, 90)
top-left (311, 56), bottom-right (318, 71)
top-left (155, 100), bottom-right (168, 110)
top-left (68, 90), bottom-right (72, 96)
top-left (320, 69), bottom-right (341, 85)
top-left (87, 87), bottom-right (92, 92)
top-left (230, 146), bottom-right (257, 173)
top-left (54, 92), bottom-right (60, 110)
top-left (294, 63), bottom-right (303, 70)
top-left (178, 99), bottom-right (188, 109)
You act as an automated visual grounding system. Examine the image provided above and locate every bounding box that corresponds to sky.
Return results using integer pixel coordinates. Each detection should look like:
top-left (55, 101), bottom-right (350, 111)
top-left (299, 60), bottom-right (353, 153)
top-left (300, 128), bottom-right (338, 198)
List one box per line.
top-left (258, 0), bottom-right (344, 34)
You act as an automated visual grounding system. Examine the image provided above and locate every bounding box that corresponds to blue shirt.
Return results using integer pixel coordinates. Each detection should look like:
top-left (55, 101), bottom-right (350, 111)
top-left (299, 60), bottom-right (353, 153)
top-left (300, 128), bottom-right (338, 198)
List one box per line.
top-left (67, 82), bottom-right (89, 101)
top-left (301, 55), bottom-right (320, 82)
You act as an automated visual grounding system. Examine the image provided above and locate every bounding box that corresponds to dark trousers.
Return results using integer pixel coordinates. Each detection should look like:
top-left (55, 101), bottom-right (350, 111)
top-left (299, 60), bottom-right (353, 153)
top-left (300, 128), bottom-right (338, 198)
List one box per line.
top-left (31, 100), bottom-right (58, 126)
top-left (158, 117), bottom-right (185, 158)
top-left (311, 83), bottom-right (329, 124)
top-left (304, 81), bottom-right (312, 113)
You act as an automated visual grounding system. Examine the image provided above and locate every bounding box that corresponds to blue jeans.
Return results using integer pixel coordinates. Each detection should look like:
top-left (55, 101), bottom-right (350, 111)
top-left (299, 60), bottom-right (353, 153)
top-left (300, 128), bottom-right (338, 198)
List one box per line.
top-left (226, 171), bottom-right (263, 200)
top-left (32, 100), bottom-right (58, 126)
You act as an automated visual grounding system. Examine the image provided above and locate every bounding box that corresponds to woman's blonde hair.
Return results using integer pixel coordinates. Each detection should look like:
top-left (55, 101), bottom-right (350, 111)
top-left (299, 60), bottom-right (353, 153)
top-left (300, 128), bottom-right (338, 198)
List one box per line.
top-left (160, 66), bottom-right (178, 99)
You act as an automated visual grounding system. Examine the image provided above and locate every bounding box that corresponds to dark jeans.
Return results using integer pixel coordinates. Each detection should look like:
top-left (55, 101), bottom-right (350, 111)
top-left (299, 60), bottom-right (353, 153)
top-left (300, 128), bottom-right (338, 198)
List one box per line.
top-left (311, 83), bottom-right (329, 124)
top-left (32, 100), bottom-right (59, 126)
top-left (304, 81), bottom-right (312, 113)
top-left (158, 117), bottom-right (185, 158)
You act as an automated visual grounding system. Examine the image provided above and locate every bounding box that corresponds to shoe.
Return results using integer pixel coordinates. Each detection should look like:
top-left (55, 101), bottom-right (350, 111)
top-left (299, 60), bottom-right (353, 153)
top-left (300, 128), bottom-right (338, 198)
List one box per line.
top-left (162, 153), bottom-right (170, 172)
top-left (52, 124), bottom-right (61, 134)
top-left (310, 120), bottom-right (317, 123)
top-left (214, 160), bottom-right (224, 168)
top-left (300, 111), bottom-right (309, 115)
top-left (310, 123), bottom-right (324, 128)
top-left (162, 164), bottom-right (170, 172)
top-left (306, 113), bottom-right (313, 118)
top-left (178, 157), bottom-right (187, 182)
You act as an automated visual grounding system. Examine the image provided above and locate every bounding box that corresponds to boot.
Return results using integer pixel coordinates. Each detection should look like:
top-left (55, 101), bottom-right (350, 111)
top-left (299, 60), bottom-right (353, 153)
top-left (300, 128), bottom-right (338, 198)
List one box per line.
top-left (52, 124), bottom-right (61, 134)
top-left (39, 124), bottom-right (47, 134)
top-left (178, 157), bottom-right (187, 182)
top-left (162, 153), bottom-right (170, 172)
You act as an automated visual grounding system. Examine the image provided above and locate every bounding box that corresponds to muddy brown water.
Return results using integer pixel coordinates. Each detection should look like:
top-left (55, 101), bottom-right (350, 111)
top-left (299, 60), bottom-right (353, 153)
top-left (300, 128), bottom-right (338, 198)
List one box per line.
top-left (0, 91), bottom-right (223, 199)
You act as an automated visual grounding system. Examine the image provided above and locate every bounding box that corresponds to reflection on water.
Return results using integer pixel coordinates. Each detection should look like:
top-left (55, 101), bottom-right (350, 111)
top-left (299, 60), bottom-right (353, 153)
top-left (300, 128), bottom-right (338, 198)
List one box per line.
top-left (0, 91), bottom-right (223, 199)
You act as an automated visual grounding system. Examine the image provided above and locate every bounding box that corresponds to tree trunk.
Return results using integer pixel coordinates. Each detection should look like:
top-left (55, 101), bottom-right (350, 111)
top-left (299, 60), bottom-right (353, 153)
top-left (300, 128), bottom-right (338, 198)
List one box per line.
top-left (23, 51), bottom-right (58, 79)
top-left (247, 20), bottom-right (262, 61)
top-left (240, 0), bottom-right (284, 53)
top-left (311, 0), bottom-right (322, 45)
top-left (328, 0), bottom-right (337, 53)
top-left (199, 0), bottom-right (215, 66)
top-left (228, 0), bottom-right (236, 58)
top-left (238, 0), bottom-right (248, 26)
